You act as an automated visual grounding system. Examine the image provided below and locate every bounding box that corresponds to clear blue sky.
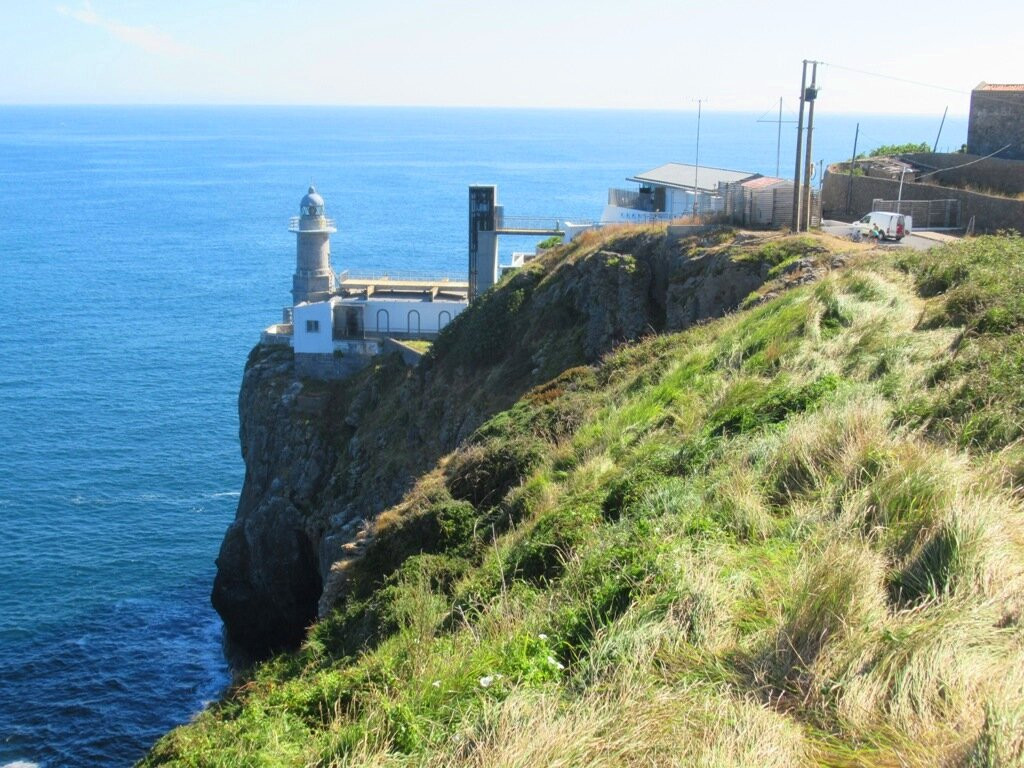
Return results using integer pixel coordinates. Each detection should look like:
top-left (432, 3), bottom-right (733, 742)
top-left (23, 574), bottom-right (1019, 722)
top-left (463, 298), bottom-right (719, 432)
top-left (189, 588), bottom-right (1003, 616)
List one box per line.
top-left (2, 0), bottom-right (1020, 114)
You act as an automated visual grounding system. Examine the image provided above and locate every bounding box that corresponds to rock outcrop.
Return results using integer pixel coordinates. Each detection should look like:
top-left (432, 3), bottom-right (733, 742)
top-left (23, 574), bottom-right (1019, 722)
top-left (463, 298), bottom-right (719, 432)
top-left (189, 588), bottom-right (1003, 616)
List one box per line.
top-left (212, 348), bottom-right (333, 657)
top-left (212, 228), bottom-right (835, 659)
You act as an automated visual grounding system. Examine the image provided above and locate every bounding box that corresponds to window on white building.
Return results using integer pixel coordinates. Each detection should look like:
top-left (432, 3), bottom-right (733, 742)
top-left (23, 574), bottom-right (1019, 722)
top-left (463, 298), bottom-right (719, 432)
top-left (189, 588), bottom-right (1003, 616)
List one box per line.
top-left (306, 319), bottom-right (320, 333)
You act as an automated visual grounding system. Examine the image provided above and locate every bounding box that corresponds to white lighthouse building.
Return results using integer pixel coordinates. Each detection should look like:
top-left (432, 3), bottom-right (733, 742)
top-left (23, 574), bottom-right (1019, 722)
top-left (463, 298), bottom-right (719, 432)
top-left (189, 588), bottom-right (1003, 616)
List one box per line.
top-left (262, 187), bottom-right (470, 379)
top-left (291, 186), bottom-right (336, 305)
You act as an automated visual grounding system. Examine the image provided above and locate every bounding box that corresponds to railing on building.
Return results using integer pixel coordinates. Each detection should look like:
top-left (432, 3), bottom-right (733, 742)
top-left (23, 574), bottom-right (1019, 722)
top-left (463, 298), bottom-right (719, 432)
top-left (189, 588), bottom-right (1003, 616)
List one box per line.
top-left (261, 324), bottom-right (293, 346)
top-left (339, 270), bottom-right (467, 284)
top-left (494, 215), bottom-right (569, 234)
top-left (288, 216), bottom-right (337, 233)
top-left (607, 188), bottom-right (657, 211)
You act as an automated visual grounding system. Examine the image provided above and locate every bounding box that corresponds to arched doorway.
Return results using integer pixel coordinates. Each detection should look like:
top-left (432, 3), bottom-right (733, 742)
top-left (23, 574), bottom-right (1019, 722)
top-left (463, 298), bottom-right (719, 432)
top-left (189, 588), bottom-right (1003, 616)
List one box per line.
top-left (376, 309), bottom-right (390, 334)
top-left (407, 310), bottom-right (421, 335)
top-left (438, 310), bottom-right (452, 330)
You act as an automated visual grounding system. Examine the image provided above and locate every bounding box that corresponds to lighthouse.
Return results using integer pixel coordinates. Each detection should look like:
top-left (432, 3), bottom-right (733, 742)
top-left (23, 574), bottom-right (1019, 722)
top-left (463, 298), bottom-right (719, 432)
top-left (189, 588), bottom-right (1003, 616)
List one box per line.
top-left (289, 186), bottom-right (337, 305)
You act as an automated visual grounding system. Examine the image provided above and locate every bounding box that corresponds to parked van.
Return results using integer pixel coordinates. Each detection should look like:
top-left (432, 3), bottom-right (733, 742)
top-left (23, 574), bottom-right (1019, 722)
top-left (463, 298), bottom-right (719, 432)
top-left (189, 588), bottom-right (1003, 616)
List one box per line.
top-left (851, 211), bottom-right (912, 242)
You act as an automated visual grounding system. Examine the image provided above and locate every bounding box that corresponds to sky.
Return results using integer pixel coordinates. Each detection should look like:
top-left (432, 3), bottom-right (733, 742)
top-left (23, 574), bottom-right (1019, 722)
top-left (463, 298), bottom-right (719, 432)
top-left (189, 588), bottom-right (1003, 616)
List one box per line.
top-left (1, 0), bottom-right (1021, 114)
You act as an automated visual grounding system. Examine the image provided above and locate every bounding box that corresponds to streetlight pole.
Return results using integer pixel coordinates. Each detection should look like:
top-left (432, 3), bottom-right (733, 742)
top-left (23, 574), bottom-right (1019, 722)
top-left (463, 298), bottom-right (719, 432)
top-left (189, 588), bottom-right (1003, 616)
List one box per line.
top-left (897, 166), bottom-right (908, 215)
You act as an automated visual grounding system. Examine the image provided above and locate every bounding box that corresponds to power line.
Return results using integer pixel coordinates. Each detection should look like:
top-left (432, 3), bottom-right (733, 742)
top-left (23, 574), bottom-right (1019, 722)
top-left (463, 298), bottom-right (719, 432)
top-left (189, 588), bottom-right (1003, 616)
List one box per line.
top-left (821, 61), bottom-right (1024, 110)
top-left (821, 62), bottom-right (966, 95)
top-left (915, 143), bottom-right (1015, 179)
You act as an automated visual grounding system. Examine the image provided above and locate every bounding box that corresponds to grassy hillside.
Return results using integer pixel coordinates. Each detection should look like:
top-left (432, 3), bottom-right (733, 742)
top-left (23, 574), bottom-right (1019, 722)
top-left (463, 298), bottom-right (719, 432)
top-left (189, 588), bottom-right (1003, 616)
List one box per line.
top-left (147, 232), bottom-right (1024, 767)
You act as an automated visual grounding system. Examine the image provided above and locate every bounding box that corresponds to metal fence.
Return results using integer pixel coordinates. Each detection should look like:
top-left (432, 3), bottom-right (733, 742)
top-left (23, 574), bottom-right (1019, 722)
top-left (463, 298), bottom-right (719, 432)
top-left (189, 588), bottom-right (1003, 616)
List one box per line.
top-left (495, 215), bottom-right (567, 233)
top-left (722, 182), bottom-right (820, 229)
top-left (871, 198), bottom-right (961, 229)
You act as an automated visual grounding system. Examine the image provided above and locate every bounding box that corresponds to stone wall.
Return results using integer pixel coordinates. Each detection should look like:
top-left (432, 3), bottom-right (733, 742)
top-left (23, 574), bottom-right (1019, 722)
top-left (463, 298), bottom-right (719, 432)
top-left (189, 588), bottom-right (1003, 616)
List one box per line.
top-left (293, 351), bottom-right (374, 380)
top-left (822, 170), bottom-right (1024, 234)
top-left (967, 87), bottom-right (1024, 161)
top-left (903, 153), bottom-right (1024, 196)
top-left (381, 338), bottom-right (425, 367)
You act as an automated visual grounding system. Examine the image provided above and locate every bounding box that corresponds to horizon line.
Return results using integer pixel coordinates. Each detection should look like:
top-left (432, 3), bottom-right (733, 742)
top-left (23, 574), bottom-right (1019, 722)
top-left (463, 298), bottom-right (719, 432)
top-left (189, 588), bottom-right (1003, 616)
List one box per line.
top-left (0, 102), bottom-right (969, 118)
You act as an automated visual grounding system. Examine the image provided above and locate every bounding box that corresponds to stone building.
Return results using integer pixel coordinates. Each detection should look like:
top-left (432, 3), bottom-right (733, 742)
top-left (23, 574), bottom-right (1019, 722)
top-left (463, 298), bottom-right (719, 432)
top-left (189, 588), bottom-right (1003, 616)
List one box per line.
top-left (967, 83), bottom-right (1024, 161)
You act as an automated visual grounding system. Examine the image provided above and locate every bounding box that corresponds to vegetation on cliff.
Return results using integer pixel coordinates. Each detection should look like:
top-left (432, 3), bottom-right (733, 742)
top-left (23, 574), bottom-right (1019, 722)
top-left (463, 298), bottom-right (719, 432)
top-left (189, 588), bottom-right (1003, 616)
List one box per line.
top-left (150, 229), bottom-right (1024, 766)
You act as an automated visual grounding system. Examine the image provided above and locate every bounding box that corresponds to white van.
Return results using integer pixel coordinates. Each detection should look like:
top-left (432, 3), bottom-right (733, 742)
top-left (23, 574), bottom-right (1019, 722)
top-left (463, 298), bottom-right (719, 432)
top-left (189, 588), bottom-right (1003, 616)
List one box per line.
top-left (851, 211), bottom-right (913, 242)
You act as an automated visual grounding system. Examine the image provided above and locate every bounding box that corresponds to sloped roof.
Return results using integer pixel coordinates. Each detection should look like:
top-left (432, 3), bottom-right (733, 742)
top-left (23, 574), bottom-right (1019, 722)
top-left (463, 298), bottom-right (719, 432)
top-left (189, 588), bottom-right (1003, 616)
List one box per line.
top-left (628, 163), bottom-right (760, 192)
top-left (741, 176), bottom-right (790, 189)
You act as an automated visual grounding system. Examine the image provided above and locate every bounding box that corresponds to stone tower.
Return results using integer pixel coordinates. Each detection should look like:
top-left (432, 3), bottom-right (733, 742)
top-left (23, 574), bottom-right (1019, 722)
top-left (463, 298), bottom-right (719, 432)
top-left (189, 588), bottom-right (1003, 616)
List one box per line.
top-left (290, 186), bottom-right (337, 305)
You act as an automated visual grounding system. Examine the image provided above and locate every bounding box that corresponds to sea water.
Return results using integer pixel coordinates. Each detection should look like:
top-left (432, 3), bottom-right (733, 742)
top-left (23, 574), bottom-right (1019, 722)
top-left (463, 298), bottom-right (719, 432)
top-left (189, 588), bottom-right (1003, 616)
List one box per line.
top-left (0, 106), bottom-right (966, 767)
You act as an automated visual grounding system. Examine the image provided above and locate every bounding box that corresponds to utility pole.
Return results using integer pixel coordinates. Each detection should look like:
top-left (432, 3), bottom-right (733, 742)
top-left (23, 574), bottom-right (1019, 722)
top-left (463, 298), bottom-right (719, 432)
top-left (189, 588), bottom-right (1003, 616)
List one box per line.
top-left (847, 122), bottom-right (859, 216)
top-left (693, 98), bottom-right (702, 220)
top-left (801, 60), bottom-right (819, 231)
top-left (934, 106), bottom-right (948, 152)
top-left (791, 60), bottom-right (808, 232)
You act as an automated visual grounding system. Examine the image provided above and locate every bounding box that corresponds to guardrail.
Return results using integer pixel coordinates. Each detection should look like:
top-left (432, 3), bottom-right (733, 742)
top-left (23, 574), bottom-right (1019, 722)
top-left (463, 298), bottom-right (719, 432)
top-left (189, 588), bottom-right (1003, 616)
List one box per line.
top-left (288, 216), bottom-right (337, 233)
top-left (495, 215), bottom-right (566, 232)
top-left (339, 271), bottom-right (467, 284)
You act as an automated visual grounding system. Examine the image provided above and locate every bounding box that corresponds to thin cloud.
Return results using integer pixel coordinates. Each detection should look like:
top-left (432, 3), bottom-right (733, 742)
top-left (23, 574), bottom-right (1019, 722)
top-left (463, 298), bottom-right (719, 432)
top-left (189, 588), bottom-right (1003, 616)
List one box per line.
top-left (56, 0), bottom-right (203, 59)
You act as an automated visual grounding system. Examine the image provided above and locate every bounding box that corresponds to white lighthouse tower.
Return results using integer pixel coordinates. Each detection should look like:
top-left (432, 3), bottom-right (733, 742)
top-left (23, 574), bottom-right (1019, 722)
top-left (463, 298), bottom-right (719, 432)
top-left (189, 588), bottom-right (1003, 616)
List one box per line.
top-left (290, 186), bottom-right (337, 305)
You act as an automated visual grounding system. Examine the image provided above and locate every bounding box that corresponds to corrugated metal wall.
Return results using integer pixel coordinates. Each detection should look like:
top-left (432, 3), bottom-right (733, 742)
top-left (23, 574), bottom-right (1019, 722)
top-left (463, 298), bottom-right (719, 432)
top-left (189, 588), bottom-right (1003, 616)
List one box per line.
top-left (721, 182), bottom-right (820, 228)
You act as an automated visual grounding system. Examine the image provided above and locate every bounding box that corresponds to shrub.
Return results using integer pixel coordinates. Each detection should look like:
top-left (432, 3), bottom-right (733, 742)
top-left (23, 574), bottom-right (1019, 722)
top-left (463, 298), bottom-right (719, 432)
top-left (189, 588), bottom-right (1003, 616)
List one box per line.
top-left (705, 374), bottom-right (841, 437)
top-left (447, 436), bottom-right (546, 510)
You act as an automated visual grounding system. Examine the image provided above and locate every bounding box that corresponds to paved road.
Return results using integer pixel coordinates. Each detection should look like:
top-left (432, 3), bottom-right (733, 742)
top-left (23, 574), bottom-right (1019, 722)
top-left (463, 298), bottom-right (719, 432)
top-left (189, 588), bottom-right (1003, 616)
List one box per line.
top-left (820, 220), bottom-right (958, 251)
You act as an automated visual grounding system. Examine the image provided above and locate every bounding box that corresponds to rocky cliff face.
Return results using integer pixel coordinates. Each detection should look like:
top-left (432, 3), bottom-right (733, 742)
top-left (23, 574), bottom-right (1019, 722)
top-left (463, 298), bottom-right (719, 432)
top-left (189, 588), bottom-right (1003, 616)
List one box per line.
top-left (211, 348), bottom-right (333, 656)
top-left (212, 228), bottom-right (828, 659)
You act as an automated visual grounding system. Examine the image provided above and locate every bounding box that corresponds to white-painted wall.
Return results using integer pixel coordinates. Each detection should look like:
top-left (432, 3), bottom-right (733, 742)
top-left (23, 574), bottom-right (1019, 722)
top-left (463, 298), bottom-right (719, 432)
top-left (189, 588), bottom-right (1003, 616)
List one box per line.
top-left (293, 300), bottom-right (337, 353)
top-left (362, 298), bottom-right (466, 335)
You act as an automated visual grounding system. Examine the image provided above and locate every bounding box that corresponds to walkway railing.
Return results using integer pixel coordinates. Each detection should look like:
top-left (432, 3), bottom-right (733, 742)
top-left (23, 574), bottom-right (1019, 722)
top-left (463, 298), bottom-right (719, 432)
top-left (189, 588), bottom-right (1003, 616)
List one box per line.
top-left (339, 270), bottom-right (467, 285)
top-left (288, 216), bottom-right (337, 233)
top-left (495, 215), bottom-right (565, 233)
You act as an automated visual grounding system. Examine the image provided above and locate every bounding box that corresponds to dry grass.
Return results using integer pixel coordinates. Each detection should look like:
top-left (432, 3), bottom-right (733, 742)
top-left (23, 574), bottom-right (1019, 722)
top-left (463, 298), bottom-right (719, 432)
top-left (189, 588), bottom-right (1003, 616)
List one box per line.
top-left (437, 677), bottom-right (806, 768)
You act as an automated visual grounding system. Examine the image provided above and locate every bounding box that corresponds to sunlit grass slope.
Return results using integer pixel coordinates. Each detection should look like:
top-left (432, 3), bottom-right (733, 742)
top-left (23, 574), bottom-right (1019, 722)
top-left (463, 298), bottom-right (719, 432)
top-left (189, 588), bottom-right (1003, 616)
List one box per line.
top-left (145, 233), bottom-right (1024, 767)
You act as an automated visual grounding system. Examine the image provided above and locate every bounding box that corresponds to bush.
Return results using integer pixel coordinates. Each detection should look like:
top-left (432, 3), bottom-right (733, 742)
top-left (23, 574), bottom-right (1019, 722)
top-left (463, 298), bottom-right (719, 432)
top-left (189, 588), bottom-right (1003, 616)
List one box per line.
top-left (447, 436), bottom-right (546, 510)
top-left (705, 374), bottom-right (841, 437)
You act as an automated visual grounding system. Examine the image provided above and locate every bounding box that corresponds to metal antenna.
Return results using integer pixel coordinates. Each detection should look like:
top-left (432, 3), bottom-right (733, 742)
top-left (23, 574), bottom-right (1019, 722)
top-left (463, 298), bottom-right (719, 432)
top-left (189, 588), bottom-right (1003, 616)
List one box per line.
top-left (692, 98), bottom-right (706, 219)
top-left (757, 98), bottom-right (798, 178)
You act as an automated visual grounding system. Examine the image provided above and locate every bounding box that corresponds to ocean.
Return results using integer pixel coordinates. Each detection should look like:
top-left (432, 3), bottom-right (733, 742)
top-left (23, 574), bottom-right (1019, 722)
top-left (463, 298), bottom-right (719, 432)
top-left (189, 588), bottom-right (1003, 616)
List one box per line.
top-left (0, 106), bottom-right (967, 767)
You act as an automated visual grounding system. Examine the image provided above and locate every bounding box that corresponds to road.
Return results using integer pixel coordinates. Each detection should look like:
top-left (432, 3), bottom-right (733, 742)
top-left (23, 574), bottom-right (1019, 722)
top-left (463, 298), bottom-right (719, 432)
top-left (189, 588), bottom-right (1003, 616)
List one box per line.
top-left (820, 220), bottom-right (959, 251)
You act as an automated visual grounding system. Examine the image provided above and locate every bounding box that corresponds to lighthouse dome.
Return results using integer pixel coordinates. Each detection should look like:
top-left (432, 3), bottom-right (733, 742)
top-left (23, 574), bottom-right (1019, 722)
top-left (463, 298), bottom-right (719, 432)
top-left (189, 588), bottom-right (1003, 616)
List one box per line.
top-left (300, 186), bottom-right (325, 216)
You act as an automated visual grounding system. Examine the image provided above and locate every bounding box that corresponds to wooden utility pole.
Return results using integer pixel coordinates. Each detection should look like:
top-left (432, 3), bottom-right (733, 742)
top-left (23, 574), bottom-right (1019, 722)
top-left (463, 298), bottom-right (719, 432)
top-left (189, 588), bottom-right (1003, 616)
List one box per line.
top-left (801, 61), bottom-right (819, 231)
top-left (847, 122), bottom-right (859, 215)
top-left (791, 60), bottom-right (808, 232)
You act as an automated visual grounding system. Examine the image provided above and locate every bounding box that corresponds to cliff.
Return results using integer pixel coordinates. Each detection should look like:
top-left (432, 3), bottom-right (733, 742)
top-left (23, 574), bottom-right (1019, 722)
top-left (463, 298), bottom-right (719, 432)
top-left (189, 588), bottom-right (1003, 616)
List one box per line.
top-left (212, 227), bottom-right (833, 658)
top-left (148, 227), bottom-right (1024, 767)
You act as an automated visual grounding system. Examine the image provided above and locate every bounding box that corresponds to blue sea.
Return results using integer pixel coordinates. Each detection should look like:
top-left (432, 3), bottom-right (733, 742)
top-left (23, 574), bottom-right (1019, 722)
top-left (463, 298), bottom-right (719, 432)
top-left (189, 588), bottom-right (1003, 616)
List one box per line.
top-left (0, 106), bottom-right (966, 767)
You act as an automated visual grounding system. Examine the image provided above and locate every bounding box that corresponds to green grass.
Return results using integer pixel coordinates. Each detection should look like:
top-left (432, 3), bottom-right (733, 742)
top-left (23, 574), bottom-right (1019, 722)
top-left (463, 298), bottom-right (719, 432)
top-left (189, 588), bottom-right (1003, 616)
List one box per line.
top-left (144, 233), bottom-right (1024, 767)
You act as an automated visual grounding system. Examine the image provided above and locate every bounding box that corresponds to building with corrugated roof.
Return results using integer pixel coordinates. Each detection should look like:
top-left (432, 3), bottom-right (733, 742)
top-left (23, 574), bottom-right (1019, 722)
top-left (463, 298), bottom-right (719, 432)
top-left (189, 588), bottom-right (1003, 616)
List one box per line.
top-left (603, 162), bottom-right (761, 223)
top-left (605, 163), bottom-right (818, 228)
